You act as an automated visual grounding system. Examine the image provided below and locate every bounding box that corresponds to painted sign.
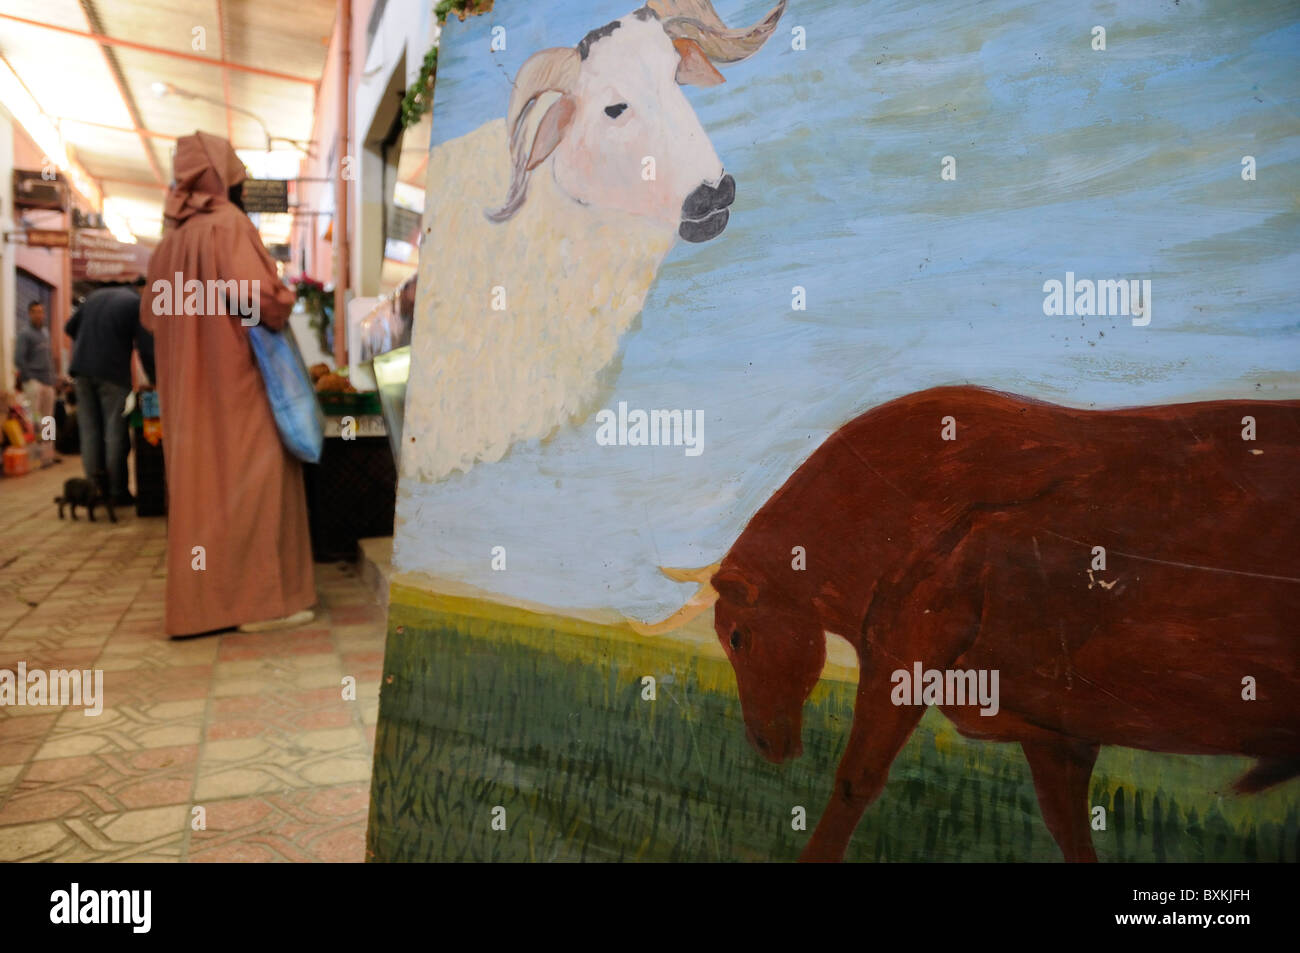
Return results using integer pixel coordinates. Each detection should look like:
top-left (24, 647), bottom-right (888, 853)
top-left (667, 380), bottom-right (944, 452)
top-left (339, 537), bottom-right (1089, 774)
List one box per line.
top-left (70, 231), bottom-right (152, 282)
top-left (368, 0), bottom-right (1300, 863)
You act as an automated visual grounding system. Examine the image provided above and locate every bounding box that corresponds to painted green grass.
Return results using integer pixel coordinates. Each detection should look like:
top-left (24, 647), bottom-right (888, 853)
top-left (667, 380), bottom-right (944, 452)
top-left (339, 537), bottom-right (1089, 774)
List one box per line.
top-left (367, 604), bottom-right (1299, 862)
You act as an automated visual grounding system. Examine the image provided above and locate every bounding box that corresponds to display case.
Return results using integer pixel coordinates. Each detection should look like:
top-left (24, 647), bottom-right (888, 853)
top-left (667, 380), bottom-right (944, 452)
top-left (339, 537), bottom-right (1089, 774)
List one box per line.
top-left (302, 274), bottom-right (414, 561)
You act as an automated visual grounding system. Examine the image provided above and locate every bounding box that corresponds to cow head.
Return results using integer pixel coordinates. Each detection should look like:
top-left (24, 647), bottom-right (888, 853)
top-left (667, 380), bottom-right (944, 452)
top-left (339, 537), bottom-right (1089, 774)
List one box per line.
top-left (486, 0), bottom-right (786, 242)
top-left (629, 561), bottom-right (826, 764)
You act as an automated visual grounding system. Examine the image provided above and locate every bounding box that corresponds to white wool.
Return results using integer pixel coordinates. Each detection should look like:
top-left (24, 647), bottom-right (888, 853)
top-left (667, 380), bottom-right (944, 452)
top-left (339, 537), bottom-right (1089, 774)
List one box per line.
top-left (403, 118), bottom-right (676, 483)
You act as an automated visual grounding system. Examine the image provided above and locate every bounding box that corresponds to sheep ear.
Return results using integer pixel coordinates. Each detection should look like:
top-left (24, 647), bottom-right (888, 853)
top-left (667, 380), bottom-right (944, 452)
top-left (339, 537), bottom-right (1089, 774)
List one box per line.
top-left (673, 38), bottom-right (725, 87)
top-left (525, 95), bottom-right (576, 171)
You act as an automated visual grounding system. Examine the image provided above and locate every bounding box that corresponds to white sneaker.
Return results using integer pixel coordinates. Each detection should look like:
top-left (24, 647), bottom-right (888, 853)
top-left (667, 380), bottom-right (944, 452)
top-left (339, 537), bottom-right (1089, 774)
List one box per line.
top-left (237, 609), bottom-right (315, 633)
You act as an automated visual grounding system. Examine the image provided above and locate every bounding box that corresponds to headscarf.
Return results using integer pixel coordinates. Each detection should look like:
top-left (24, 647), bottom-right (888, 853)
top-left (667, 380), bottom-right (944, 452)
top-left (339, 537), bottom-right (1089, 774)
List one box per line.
top-left (163, 131), bottom-right (248, 228)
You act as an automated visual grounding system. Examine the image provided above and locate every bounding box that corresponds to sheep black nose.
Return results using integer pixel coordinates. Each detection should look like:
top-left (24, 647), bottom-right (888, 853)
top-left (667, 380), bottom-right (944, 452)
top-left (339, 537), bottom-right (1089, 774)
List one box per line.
top-left (681, 174), bottom-right (735, 220)
top-left (679, 174), bottom-right (735, 243)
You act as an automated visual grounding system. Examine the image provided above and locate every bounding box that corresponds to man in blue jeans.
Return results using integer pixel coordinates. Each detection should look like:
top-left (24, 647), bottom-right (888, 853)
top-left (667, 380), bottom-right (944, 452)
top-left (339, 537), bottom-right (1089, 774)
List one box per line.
top-left (65, 281), bottom-right (155, 505)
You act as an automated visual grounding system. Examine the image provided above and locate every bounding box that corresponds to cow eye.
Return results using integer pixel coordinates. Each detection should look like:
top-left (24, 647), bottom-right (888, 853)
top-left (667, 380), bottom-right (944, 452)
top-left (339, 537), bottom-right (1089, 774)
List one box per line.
top-left (604, 102), bottom-right (628, 119)
top-left (729, 627), bottom-right (743, 650)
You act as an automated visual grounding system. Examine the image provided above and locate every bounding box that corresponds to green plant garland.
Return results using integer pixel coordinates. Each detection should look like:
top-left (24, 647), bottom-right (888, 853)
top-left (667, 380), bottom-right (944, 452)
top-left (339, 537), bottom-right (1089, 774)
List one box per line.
top-left (291, 276), bottom-right (334, 356)
top-left (401, 46), bottom-right (439, 129)
top-left (401, 0), bottom-right (494, 129)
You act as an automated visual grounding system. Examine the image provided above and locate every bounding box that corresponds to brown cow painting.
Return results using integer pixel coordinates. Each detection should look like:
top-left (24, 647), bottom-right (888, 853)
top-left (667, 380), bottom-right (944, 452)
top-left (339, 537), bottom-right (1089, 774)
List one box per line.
top-left (632, 386), bottom-right (1300, 862)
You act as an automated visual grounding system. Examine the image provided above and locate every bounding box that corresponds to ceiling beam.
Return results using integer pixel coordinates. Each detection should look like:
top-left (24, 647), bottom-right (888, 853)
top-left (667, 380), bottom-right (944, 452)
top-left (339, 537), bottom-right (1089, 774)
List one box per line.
top-left (64, 118), bottom-right (178, 141)
top-left (214, 0), bottom-right (235, 144)
top-left (95, 175), bottom-right (167, 191)
top-left (79, 0), bottom-right (165, 187)
top-left (0, 12), bottom-right (319, 86)
top-left (60, 117), bottom-right (264, 151)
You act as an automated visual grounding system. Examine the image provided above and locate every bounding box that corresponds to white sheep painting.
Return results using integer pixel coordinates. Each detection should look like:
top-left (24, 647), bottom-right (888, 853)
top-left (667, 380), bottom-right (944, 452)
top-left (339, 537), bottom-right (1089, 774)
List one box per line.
top-left (403, 0), bottom-right (786, 483)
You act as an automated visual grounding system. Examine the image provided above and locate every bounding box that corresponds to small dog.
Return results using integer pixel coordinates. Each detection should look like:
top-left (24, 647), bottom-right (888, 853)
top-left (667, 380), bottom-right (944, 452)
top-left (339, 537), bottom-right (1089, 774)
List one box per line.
top-left (55, 472), bottom-right (116, 523)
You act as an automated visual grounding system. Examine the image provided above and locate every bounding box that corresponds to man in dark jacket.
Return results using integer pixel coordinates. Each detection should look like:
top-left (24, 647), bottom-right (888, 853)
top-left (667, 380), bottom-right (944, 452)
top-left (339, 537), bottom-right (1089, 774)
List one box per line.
top-left (65, 282), bottom-right (155, 505)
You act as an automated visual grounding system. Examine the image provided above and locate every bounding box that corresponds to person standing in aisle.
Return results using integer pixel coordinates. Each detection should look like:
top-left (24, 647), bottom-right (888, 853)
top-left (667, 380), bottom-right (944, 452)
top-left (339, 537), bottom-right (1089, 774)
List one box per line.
top-left (141, 131), bottom-right (316, 637)
top-left (14, 300), bottom-right (58, 466)
top-left (65, 281), bottom-right (155, 505)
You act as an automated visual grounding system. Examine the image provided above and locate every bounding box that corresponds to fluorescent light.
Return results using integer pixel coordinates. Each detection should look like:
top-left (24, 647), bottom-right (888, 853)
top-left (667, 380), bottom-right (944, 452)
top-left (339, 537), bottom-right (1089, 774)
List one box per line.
top-left (236, 148), bottom-right (301, 179)
top-left (393, 181), bottom-right (425, 212)
top-left (254, 211), bottom-right (293, 245)
top-left (0, 55), bottom-right (101, 206)
top-left (101, 197), bottom-right (137, 244)
top-left (0, 58), bottom-right (69, 168)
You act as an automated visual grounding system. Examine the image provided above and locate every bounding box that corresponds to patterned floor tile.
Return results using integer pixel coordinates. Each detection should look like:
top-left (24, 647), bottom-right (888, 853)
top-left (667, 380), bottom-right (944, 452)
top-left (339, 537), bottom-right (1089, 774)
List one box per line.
top-left (96, 638), bottom-right (220, 670)
top-left (332, 624), bottom-right (388, 651)
top-left (103, 666), bottom-right (215, 707)
top-left (0, 805), bottom-right (188, 861)
top-left (0, 713), bottom-right (60, 764)
top-left (216, 629), bottom-right (335, 662)
top-left (358, 695), bottom-right (381, 728)
top-left (207, 687), bottom-right (356, 740)
top-left (0, 463), bottom-right (388, 862)
top-left (327, 605), bottom-right (386, 626)
top-left (0, 647), bottom-right (103, 672)
top-left (211, 655), bottom-right (345, 698)
top-left (0, 744), bottom-right (199, 824)
top-left (194, 728), bottom-right (371, 800)
top-left (0, 762), bottom-right (24, 802)
top-left (188, 783), bottom-right (369, 862)
top-left (34, 701), bottom-right (206, 760)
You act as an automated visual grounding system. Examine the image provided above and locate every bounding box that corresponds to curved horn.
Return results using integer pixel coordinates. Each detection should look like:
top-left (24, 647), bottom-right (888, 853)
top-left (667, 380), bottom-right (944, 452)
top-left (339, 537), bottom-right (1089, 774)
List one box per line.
top-left (627, 584), bottom-right (719, 636)
top-left (659, 562), bottom-right (720, 584)
top-left (650, 0), bottom-right (786, 64)
top-left (486, 47), bottom-right (581, 223)
top-left (627, 562), bottom-right (722, 635)
top-left (504, 47), bottom-right (580, 141)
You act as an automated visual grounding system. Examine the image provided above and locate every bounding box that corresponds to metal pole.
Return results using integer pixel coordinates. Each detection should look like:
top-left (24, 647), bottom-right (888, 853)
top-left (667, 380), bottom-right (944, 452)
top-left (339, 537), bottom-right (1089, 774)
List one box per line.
top-left (332, 0), bottom-right (351, 369)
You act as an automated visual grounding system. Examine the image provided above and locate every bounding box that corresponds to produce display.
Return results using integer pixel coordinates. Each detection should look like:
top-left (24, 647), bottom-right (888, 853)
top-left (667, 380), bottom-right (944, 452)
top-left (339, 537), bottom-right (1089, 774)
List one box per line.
top-left (309, 362), bottom-right (356, 394)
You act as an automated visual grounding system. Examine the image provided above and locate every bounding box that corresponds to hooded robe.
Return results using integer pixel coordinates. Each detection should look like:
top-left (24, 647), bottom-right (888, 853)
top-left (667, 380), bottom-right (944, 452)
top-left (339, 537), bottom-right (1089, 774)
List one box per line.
top-left (140, 131), bottom-right (315, 636)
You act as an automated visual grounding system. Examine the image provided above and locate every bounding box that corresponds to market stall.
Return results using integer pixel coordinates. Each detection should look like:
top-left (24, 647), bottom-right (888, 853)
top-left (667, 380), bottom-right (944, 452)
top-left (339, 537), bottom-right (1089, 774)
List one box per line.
top-left (299, 272), bottom-right (413, 561)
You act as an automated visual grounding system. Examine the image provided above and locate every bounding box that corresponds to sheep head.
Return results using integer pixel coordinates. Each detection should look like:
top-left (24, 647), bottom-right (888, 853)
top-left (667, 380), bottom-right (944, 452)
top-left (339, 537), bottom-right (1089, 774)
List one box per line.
top-left (486, 1), bottom-right (786, 242)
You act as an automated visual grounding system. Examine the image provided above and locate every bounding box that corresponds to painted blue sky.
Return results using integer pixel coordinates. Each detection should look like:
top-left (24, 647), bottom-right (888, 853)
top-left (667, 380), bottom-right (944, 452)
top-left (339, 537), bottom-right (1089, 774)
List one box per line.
top-left (398, 0), bottom-right (1300, 617)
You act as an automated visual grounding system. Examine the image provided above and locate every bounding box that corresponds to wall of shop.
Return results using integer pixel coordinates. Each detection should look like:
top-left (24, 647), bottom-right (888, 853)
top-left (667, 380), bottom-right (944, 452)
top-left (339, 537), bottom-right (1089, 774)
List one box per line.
top-left (291, 0), bottom-right (436, 299)
top-left (0, 105), bottom-right (14, 387)
top-left (292, 11), bottom-right (346, 287)
top-left (1, 106), bottom-right (99, 386)
top-left (13, 124), bottom-right (68, 376)
top-left (1, 107), bottom-right (73, 384)
top-left (11, 126), bottom-right (65, 294)
top-left (292, 0), bottom-right (371, 288)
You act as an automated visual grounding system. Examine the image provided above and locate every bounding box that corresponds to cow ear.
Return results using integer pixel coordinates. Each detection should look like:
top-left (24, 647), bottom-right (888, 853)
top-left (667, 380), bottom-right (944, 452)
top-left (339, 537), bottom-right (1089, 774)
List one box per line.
top-left (525, 94), bottom-right (576, 171)
top-left (712, 568), bottom-right (758, 607)
top-left (673, 38), bottom-right (725, 87)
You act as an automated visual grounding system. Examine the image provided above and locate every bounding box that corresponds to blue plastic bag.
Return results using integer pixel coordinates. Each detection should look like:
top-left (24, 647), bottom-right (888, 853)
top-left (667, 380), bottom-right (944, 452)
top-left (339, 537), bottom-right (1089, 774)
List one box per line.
top-left (247, 324), bottom-right (324, 464)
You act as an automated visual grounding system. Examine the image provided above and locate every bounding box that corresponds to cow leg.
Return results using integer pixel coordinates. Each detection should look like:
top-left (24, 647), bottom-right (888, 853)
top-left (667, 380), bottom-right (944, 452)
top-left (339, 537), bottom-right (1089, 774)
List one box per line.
top-left (1020, 736), bottom-right (1100, 862)
top-left (800, 516), bottom-right (997, 862)
top-left (800, 677), bottom-right (926, 862)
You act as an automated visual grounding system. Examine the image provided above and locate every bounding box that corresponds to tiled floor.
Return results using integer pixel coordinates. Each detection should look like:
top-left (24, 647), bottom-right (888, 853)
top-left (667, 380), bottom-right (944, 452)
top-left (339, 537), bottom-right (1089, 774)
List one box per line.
top-left (0, 460), bottom-right (386, 861)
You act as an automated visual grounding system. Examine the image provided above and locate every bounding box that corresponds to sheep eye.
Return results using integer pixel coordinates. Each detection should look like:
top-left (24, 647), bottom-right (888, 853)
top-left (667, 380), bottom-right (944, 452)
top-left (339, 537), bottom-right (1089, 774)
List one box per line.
top-left (729, 628), bottom-right (742, 650)
top-left (604, 103), bottom-right (628, 119)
